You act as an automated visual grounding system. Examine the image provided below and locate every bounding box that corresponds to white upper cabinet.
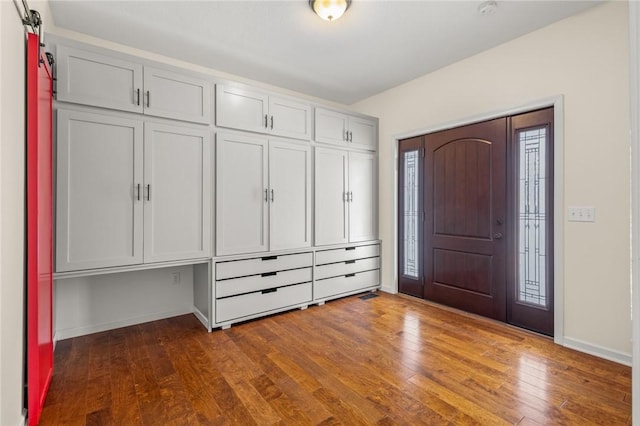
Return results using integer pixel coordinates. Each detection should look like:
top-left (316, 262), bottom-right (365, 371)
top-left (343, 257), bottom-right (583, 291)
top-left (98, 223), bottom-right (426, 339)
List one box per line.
top-left (56, 110), bottom-right (144, 272)
top-left (216, 133), bottom-right (312, 256)
top-left (315, 147), bottom-right (378, 246)
top-left (143, 123), bottom-right (211, 263)
top-left (57, 45), bottom-right (143, 114)
top-left (56, 45), bottom-right (211, 124)
top-left (315, 107), bottom-right (377, 151)
top-left (216, 85), bottom-right (311, 140)
top-left (268, 97), bottom-right (312, 140)
top-left (142, 67), bottom-right (211, 124)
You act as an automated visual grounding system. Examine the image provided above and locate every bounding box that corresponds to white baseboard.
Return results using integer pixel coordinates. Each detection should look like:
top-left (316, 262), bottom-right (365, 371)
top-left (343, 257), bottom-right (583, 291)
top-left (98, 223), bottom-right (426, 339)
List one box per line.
top-left (54, 308), bottom-right (193, 340)
top-left (18, 412), bottom-right (26, 426)
top-left (380, 285), bottom-right (397, 294)
top-left (563, 336), bottom-right (632, 366)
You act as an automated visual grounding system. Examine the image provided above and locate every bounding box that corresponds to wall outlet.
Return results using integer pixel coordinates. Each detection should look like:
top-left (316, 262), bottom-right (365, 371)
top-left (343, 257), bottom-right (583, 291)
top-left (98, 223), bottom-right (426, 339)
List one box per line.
top-left (171, 272), bottom-right (181, 285)
top-left (568, 206), bottom-right (596, 222)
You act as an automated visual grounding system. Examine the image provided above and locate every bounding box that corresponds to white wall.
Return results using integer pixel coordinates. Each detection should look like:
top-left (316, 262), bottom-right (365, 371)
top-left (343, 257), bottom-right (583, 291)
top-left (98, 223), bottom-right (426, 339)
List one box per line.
top-left (55, 266), bottom-right (194, 340)
top-left (0, 2), bottom-right (26, 424)
top-left (353, 2), bottom-right (631, 359)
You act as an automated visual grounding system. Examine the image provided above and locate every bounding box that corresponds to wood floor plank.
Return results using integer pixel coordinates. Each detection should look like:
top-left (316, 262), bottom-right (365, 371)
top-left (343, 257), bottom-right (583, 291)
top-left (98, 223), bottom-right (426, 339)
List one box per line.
top-left (40, 293), bottom-right (631, 425)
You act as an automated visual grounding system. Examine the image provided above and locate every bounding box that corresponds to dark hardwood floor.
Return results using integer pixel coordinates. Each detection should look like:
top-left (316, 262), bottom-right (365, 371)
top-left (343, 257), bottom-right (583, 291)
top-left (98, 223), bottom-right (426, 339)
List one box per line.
top-left (40, 292), bottom-right (631, 425)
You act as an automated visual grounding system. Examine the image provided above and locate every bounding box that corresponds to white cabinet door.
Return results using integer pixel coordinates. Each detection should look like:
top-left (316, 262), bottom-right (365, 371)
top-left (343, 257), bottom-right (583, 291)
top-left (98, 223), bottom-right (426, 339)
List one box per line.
top-left (143, 67), bottom-right (211, 124)
top-left (315, 147), bottom-right (349, 246)
top-left (56, 45), bottom-right (143, 114)
top-left (216, 133), bottom-right (269, 255)
top-left (143, 123), bottom-right (211, 263)
top-left (216, 85), bottom-right (269, 134)
top-left (348, 152), bottom-right (378, 242)
top-left (269, 97), bottom-right (311, 140)
top-left (269, 140), bottom-right (311, 251)
top-left (56, 110), bottom-right (143, 271)
top-left (315, 108), bottom-right (349, 146)
top-left (349, 116), bottom-right (377, 151)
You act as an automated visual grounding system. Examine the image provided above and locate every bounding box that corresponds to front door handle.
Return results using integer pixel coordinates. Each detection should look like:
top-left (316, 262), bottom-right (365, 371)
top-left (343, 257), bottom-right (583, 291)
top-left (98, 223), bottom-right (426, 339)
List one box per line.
top-left (493, 232), bottom-right (503, 240)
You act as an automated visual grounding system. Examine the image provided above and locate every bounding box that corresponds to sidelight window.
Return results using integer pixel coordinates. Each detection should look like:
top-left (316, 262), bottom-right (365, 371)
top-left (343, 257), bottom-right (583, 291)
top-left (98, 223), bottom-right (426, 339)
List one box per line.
top-left (403, 150), bottom-right (420, 278)
top-left (517, 127), bottom-right (548, 307)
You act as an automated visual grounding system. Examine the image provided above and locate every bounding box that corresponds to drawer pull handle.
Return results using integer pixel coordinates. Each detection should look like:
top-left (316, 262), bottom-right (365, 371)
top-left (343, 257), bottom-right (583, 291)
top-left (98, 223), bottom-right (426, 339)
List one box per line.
top-left (345, 247), bottom-right (356, 251)
top-left (262, 256), bottom-right (278, 261)
top-left (262, 288), bottom-right (277, 294)
top-left (345, 273), bottom-right (356, 278)
top-left (261, 272), bottom-right (277, 277)
top-left (345, 260), bottom-right (356, 264)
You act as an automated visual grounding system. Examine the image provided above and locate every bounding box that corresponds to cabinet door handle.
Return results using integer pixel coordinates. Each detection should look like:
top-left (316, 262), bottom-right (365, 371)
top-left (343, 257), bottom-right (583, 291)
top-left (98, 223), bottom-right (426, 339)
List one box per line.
top-left (136, 88), bottom-right (140, 106)
top-left (349, 131), bottom-right (353, 142)
top-left (345, 273), bottom-right (356, 278)
top-left (345, 247), bottom-right (356, 251)
top-left (261, 255), bottom-right (278, 261)
top-left (345, 260), bottom-right (356, 264)
top-left (146, 90), bottom-right (150, 108)
top-left (261, 272), bottom-right (277, 277)
top-left (264, 188), bottom-right (269, 202)
top-left (264, 114), bottom-right (268, 128)
top-left (349, 191), bottom-right (353, 202)
top-left (146, 184), bottom-right (151, 201)
top-left (270, 189), bottom-right (274, 202)
top-left (261, 288), bottom-right (277, 294)
top-left (270, 115), bottom-right (274, 130)
top-left (136, 183), bottom-right (141, 201)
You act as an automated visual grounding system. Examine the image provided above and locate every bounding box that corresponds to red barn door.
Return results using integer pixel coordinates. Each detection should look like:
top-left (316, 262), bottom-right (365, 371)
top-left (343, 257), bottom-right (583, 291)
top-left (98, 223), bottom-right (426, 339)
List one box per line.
top-left (26, 32), bottom-right (53, 426)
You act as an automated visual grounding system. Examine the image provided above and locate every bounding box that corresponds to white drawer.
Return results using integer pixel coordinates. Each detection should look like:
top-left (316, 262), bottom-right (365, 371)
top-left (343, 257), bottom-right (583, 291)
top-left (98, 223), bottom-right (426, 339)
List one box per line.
top-left (216, 267), bottom-right (312, 298)
top-left (216, 252), bottom-right (313, 280)
top-left (314, 270), bottom-right (380, 300)
top-left (316, 244), bottom-right (380, 265)
top-left (315, 257), bottom-right (380, 280)
top-left (216, 282), bottom-right (312, 323)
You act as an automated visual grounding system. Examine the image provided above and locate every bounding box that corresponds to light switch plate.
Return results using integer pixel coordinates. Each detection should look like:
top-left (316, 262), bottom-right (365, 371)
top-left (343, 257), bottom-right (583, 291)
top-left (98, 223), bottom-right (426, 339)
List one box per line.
top-left (568, 206), bottom-right (596, 222)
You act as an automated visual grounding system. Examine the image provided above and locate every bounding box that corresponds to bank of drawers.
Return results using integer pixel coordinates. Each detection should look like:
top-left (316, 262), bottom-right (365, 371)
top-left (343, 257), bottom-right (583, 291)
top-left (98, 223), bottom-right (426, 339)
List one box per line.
top-left (314, 244), bottom-right (381, 300)
top-left (215, 252), bottom-right (313, 323)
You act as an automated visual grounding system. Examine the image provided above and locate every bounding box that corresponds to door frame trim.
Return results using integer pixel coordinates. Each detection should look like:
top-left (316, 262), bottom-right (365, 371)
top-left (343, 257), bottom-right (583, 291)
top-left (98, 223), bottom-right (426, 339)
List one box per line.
top-left (391, 95), bottom-right (565, 345)
top-left (629, 1), bottom-right (639, 421)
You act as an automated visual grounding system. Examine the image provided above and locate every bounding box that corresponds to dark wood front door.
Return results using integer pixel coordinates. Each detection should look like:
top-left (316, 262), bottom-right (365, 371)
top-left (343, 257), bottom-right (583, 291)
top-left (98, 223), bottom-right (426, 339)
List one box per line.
top-left (398, 109), bottom-right (554, 335)
top-left (423, 118), bottom-right (507, 321)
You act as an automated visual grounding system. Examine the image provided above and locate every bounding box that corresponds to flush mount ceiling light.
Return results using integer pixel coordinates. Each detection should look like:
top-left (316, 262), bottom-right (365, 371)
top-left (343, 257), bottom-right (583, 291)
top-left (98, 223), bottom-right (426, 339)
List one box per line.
top-left (310, 0), bottom-right (351, 22)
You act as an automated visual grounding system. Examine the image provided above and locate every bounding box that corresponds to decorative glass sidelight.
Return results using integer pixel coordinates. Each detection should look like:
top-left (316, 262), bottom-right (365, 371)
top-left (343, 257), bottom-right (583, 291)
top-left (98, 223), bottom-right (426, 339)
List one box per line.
top-left (403, 150), bottom-right (419, 278)
top-left (518, 127), bottom-right (548, 307)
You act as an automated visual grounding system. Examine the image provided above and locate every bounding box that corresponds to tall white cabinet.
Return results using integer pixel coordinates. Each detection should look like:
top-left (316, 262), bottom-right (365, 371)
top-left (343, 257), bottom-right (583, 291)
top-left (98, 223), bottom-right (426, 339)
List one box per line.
top-left (216, 132), bottom-right (312, 256)
top-left (143, 123), bottom-right (211, 263)
top-left (56, 110), bottom-right (211, 272)
top-left (56, 110), bottom-right (144, 271)
top-left (315, 147), bottom-right (377, 246)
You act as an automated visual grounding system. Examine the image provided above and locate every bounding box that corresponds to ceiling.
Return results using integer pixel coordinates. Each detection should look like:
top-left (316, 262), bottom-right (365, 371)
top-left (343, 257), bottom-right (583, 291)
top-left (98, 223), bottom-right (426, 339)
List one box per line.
top-left (48, 0), bottom-right (602, 105)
